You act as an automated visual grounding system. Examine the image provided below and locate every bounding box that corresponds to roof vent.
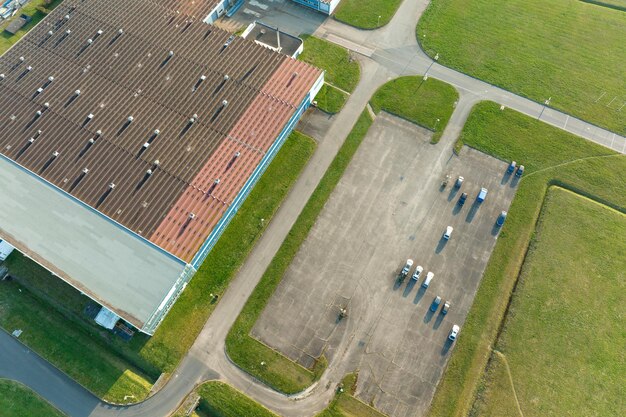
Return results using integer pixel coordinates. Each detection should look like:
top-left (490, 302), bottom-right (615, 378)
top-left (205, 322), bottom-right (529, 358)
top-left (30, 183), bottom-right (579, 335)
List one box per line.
top-left (47, 30), bottom-right (53, 37)
top-left (87, 38), bottom-right (93, 45)
top-left (75, 89), bottom-right (81, 96)
top-left (0, 74), bottom-right (4, 80)
top-left (28, 137), bottom-right (35, 144)
top-left (207, 178), bottom-right (220, 195)
top-left (222, 100), bottom-right (228, 107)
top-left (43, 102), bottom-right (50, 110)
top-left (224, 74), bottom-right (230, 81)
top-left (193, 75), bottom-right (207, 91)
top-left (19, 56), bottom-right (25, 62)
top-left (34, 130), bottom-right (42, 138)
top-left (109, 182), bottom-right (116, 189)
top-left (27, 66), bottom-right (32, 71)
top-left (154, 129), bottom-right (160, 135)
top-left (84, 113), bottom-right (94, 126)
top-left (64, 14), bottom-right (70, 20)
top-left (36, 87), bottom-right (43, 95)
top-left (118, 29), bottom-right (124, 34)
top-left (88, 138), bottom-right (95, 144)
top-left (52, 151), bottom-right (59, 157)
top-left (95, 129), bottom-right (102, 136)
top-left (34, 110), bottom-right (42, 118)
top-left (96, 29), bottom-right (103, 36)
top-left (127, 116), bottom-right (134, 123)
top-left (146, 169), bottom-right (153, 175)
top-left (82, 168), bottom-right (89, 174)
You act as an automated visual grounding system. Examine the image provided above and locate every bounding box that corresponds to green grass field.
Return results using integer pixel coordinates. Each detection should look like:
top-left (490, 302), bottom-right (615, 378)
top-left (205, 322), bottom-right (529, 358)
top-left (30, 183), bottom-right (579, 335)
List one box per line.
top-left (314, 84), bottom-right (349, 114)
top-left (0, 0), bottom-right (63, 55)
top-left (428, 101), bottom-right (625, 417)
top-left (370, 76), bottom-right (459, 142)
top-left (298, 35), bottom-right (360, 113)
top-left (472, 188), bottom-right (625, 417)
top-left (417, 0), bottom-right (626, 134)
top-left (334, 0), bottom-right (403, 29)
top-left (226, 112), bottom-right (373, 394)
top-left (0, 380), bottom-right (66, 417)
top-left (0, 132), bottom-right (316, 402)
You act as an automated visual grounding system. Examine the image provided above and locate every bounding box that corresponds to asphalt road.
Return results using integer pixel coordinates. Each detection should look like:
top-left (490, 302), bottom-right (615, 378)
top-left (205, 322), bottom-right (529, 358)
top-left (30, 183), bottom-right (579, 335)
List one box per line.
top-left (1, 1), bottom-right (624, 417)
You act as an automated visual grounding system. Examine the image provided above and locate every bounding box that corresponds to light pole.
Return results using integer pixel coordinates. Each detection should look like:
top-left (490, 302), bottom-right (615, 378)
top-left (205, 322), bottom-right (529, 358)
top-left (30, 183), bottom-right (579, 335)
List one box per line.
top-left (538, 97), bottom-right (551, 120)
top-left (434, 118), bottom-right (440, 132)
top-left (378, 15), bottom-right (381, 26)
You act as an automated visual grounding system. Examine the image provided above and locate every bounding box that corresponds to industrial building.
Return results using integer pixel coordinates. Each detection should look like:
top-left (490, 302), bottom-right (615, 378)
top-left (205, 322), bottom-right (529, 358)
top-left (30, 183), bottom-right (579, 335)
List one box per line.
top-left (291, 0), bottom-right (342, 15)
top-left (0, 0), bottom-right (323, 334)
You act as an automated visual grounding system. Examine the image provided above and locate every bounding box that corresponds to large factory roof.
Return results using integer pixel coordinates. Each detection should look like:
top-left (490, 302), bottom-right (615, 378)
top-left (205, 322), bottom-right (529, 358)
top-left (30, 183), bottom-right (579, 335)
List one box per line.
top-left (0, 0), bottom-right (322, 332)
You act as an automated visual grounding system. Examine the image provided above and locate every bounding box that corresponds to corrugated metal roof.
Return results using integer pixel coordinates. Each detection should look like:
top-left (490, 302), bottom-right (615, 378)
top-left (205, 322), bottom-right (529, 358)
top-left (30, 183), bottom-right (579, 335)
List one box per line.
top-left (0, 0), bottom-right (321, 251)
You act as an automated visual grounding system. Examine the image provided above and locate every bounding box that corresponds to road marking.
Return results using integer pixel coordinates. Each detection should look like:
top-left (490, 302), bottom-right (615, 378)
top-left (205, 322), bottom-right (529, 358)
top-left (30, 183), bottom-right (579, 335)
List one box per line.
top-left (325, 33), bottom-right (375, 57)
top-left (563, 115), bottom-right (569, 128)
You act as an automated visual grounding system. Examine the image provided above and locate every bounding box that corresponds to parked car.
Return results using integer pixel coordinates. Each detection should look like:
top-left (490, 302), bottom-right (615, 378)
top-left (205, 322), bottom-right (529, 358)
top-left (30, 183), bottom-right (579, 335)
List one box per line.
top-left (516, 165), bottom-right (525, 177)
top-left (400, 259), bottom-right (413, 278)
top-left (442, 301), bottom-right (450, 315)
top-left (430, 296), bottom-right (442, 312)
top-left (507, 161), bottom-right (517, 174)
top-left (443, 226), bottom-right (453, 240)
top-left (449, 324), bottom-right (460, 341)
top-left (422, 271), bottom-right (434, 288)
top-left (455, 176), bottom-right (464, 188)
top-left (477, 187), bottom-right (488, 202)
top-left (496, 211), bottom-right (508, 226)
top-left (458, 192), bottom-right (468, 206)
top-left (411, 265), bottom-right (423, 281)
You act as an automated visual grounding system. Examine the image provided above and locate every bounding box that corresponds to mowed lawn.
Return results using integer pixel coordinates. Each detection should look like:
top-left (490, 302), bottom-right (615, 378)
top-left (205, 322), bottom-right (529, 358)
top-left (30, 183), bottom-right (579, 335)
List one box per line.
top-left (418, 0), bottom-right (626, 134)
top-left (0, 379), bottom-right (66, 417)
top-left (334, 0), bottom-right (403, 29)
top-left (474, 188), bottom-right (625, 416)
top-left (298, 35), bottom-right (360, 114)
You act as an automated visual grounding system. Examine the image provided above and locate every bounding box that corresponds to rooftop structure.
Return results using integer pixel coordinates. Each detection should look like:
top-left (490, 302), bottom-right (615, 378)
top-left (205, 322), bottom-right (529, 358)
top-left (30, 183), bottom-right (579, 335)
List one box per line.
top-left (242, 21), bottom-right (304, 58)
top-left (0, 0), bottom-right (323, 334)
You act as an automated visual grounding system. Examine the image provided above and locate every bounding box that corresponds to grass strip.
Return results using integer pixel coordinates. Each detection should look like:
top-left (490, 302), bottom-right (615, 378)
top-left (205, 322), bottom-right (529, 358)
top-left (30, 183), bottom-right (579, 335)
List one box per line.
top-left (315, 84), bottom-right (349, 114)
top-left (0, 281), bottom-right (153, 403)
top-left (370, 76), bottom-right (458, 143)
top-left (0, 379), bottom-right (67, 417)
top-left (417, 0), bottom-right (626, 134)
top-left (226, 111), bottom-right (374, 394)
top-left (427, 101), bottom-right (625, 417)
top-left (0, 132), bottom-right (316, 401)
top-left (299, 35), bottom-right (360, 94)
top-left (176, 374), bottom-right (385, 417)
top-left (334, 0), bottom-right (403, 29)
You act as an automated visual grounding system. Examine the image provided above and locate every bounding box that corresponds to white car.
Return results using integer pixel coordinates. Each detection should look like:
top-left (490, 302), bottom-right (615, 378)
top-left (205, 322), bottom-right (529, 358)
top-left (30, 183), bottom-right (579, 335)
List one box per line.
top-left (448, 324), bottom-right (460, 341)
top-left (422, 271), bottom-right (434, 288)
top-left (411, 265), bottom-right (423, 280)
top-left (401, 259), bottom-right (413, 277)
top-left (443, 226), bottom-right (453, 240)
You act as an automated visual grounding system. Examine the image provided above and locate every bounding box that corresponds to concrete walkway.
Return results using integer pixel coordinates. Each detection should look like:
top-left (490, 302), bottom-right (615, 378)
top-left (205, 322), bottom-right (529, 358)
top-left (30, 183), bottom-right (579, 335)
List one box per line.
top-left (1, 1), bottom-right (625, 417)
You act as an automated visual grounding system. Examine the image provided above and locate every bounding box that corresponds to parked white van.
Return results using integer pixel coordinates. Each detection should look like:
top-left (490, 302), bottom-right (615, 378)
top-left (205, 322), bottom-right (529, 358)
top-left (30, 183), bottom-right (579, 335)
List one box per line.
top-left (421, 271), bottom-right (434, 288)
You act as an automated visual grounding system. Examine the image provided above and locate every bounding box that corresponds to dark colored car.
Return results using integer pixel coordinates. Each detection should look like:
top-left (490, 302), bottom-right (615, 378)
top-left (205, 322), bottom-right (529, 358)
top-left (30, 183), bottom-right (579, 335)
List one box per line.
top-left (458, 192), bottom-right (468, 206)
top-left (515, 165), bottom-right (525, 177)
top-left (496, 211), bottom-right (508, 226)
top-left (430, 296), bottom-right (442, 312)
top-left (507, 161), bottom-right (517, 174)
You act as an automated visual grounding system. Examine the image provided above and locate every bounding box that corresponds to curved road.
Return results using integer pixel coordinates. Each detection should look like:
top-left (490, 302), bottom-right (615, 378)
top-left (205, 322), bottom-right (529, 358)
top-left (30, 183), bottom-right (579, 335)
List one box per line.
top-left (1, 1), bottom-right (624, 417)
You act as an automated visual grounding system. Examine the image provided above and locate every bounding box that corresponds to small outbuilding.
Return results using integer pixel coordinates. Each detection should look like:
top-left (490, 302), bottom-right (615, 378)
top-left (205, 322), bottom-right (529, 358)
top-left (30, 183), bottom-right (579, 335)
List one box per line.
top-left (4, 13), bottom-right (31, 35)
top-left (241, 21), bottom-right (303, 58)
top-left (291, 0), bottom-right (342, 15)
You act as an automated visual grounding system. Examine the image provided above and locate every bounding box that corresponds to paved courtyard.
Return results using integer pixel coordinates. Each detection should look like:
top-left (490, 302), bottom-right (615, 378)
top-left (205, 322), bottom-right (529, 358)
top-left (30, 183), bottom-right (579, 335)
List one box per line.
top-left (252, 113), bottom-right (518, 417)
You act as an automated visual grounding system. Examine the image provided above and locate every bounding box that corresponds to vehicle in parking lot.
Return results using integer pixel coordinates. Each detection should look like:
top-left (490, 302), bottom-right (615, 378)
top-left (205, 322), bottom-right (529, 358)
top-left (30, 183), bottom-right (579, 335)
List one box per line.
top-left (496, 211), bottom-right (508, 226)
top-left (430, 296), bottom-right (442, 312)
top-left (400, 259), bottom-right (413, 280)
top-left (507, 161), bottom-right (517, 174)
top-left (442, 301), bottom-right (450, 315)
top-left (449, 324), bottom-right (460, 341)
top-left (443, 226), bottom-right (453, 240)
top-left (458, 192), bottom-right (468, 206)
top-left (422, 271), bottom-right (434, 288)
top-left (477, 187), bottom-right (488, 202)
top-left (455, 176), bottom-right (464, 188)
top-left (411, 265), bottom-right (423, 281)
top-left (516, 165), bottom-right (525, 177)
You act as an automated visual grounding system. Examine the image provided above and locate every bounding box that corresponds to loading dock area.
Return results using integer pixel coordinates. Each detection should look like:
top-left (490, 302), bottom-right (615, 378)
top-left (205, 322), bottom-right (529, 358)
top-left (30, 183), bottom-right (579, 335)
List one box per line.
top-left (252, 113), bottom-right (517, 417)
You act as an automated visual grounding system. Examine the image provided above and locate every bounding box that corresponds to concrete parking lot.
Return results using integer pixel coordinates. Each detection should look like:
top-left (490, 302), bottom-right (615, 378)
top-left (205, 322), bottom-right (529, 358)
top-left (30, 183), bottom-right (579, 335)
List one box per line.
top-left (252, 113), bottom-right (517, 417)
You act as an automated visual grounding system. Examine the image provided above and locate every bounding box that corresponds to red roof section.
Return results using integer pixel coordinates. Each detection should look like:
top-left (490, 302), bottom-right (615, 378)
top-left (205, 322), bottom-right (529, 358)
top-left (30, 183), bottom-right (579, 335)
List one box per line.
top-left (150, 58), bottom-right (322, 261)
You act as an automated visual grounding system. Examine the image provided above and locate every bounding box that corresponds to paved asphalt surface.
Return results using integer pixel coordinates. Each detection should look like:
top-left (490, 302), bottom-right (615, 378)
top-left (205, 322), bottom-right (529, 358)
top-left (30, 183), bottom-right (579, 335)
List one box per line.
top-left (1, 1), bottom-right (624, 417)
